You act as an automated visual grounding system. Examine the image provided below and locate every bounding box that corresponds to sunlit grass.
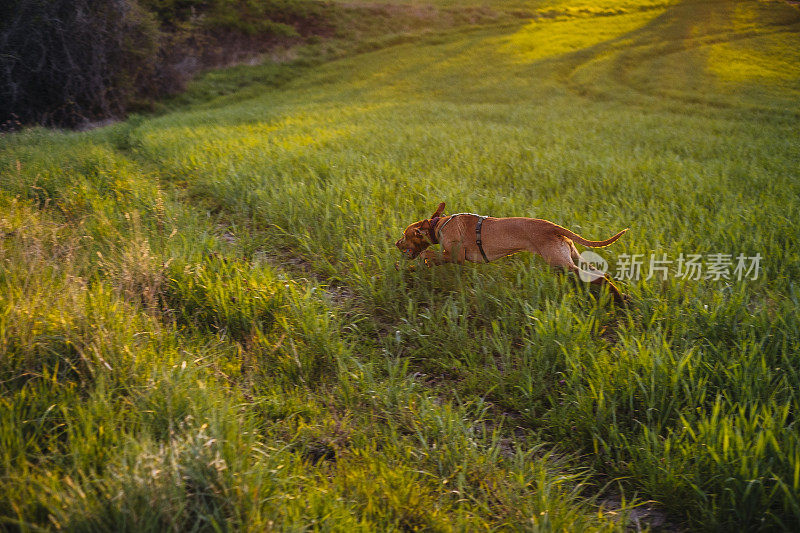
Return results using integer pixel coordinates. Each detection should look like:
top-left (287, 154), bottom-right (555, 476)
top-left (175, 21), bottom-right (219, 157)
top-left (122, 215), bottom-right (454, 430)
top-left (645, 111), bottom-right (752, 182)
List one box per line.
top-left (502, 8), bottom-right (668, 63)
top-left (708, 36), bottom-right (800, 84)
top-left (705, 2), bottom-right (800, 86)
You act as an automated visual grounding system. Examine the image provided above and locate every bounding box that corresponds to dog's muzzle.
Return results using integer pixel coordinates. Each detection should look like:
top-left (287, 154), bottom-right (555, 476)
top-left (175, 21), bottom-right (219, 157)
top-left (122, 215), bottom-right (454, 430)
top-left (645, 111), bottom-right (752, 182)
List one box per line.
top-left (395, 239), bottom-right (418, 259)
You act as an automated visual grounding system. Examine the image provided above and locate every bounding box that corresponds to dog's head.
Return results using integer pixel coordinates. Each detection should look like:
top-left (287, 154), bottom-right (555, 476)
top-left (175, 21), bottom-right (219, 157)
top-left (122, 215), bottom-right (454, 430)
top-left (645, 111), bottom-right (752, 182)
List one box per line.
top-left (395, 202), bottom-right (445, 259)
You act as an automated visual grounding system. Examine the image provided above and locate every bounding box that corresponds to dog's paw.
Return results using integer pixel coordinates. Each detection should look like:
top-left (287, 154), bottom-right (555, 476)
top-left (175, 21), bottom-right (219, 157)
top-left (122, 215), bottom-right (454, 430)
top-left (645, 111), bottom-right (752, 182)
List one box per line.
top-left (395, 261), bottom-right (416, 272)
top-left (420, 251), bottom-right (437, 267)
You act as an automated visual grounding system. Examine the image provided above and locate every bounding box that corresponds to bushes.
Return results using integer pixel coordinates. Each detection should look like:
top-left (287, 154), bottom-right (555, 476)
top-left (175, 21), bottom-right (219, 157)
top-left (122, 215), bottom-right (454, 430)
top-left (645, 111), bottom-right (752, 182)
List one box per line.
top-left (140, 0), bottom-right (328, 36)
top-left (0, 0), bottom-right (330, 128)
top-left (0, 0), bottom-right (161, 128)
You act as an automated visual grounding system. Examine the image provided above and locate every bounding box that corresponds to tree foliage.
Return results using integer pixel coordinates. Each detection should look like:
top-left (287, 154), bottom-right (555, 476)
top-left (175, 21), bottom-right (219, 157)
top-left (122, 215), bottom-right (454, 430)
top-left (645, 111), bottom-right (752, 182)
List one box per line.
top-left (0, 0), bottom-right (162, 127)
top-left (0, 0), bottom-right (325, 128)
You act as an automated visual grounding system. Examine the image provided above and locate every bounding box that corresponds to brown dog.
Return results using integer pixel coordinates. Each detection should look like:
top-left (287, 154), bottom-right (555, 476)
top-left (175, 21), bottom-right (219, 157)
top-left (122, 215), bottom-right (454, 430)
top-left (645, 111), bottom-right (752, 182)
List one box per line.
top-left (395, 202), bottom-right (628, 303)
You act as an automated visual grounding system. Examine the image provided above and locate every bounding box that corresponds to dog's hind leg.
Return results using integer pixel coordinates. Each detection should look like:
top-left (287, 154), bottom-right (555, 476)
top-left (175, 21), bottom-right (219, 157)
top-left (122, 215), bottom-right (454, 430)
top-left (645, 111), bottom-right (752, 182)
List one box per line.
top-left (569, 241), bottom-right (604, 275)
top-left (570, 264), bottom-right (627, 305)
top-left (568, 240), bottom-right (582, 265)
top-left (541, 239), bottom-right (627, 304)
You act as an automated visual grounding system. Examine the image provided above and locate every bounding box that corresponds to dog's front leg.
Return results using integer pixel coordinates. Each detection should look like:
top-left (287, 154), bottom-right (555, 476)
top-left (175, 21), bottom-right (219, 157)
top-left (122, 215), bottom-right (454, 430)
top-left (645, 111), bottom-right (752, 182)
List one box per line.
top-left (421, 248), bottom-right (448, 266)
top-left (421, 245), bottom-right (465, 267)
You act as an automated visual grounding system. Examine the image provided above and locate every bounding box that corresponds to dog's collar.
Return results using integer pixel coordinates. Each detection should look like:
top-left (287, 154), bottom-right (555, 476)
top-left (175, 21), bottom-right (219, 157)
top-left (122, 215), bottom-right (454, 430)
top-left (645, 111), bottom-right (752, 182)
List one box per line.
top-left (427, 216), bottom-right (441, 244)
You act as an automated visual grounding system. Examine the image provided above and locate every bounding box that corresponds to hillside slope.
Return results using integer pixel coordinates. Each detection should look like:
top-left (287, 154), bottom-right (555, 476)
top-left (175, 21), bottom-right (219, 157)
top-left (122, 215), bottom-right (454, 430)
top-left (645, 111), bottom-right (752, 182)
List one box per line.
top-left (2, 0), bottom-right (800, 530)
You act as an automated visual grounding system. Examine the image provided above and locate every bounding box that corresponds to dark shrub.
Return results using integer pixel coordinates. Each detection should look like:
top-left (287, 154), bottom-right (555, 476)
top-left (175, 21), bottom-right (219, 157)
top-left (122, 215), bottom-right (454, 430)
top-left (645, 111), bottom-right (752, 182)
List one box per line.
top-left (0, 0), bottom-right (161, 128)
top-left (0, 0), bottom-right (334, 128)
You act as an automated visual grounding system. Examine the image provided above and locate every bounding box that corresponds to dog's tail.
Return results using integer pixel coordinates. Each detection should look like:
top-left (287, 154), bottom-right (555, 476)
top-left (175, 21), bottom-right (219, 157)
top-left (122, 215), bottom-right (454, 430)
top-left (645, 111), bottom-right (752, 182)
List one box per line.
top-left (554, 225), bottom-right (628, 248)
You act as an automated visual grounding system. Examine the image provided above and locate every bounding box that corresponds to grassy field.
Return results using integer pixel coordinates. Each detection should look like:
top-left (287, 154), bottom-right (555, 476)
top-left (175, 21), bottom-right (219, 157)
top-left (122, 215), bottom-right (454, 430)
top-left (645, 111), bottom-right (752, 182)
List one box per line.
top-left (2, 0), bottom-right (800, 530)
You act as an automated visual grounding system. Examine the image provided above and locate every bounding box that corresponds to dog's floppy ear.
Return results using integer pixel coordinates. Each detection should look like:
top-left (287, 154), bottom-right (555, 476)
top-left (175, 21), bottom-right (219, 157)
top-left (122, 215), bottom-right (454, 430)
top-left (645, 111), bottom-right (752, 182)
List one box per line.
top-left (431, 202), bottom-right (445, 218)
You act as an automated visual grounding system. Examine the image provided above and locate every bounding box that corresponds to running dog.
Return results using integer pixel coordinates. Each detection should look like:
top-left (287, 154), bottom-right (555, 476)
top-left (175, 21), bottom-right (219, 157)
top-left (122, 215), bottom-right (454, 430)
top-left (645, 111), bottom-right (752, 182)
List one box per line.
top-left (395, 202), bottom-right (628, 303)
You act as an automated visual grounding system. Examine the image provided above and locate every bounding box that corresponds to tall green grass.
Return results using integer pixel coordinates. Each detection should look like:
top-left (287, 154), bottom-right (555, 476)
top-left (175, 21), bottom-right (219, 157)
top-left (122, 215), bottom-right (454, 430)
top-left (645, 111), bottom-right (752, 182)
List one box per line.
top-left (2, 0), bottom-right (800, 529)
top-left (0, 124), bottom-right (621, 531)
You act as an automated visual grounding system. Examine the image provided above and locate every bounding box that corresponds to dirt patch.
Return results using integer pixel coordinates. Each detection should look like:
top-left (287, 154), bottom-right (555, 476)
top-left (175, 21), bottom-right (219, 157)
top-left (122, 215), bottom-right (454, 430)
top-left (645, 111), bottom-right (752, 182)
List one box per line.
top-left (76, 117), bottom-right (120, 132)
top-left (600, 495), bottom-right (682, 532)
top-left (254, 248), bottom-right (357, 308)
